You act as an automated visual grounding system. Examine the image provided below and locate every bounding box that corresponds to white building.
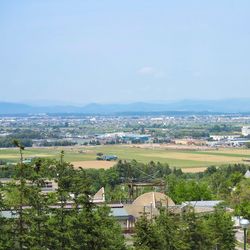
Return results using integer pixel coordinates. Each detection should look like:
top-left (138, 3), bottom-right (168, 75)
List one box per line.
top-left (242, 126), bottom-right (250, 136)
top-left (210, 135), bottom-right (240, 141)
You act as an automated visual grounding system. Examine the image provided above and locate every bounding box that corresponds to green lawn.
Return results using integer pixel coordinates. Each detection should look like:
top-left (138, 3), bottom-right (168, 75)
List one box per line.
top-left (180, 150), bottom-right (250, 158)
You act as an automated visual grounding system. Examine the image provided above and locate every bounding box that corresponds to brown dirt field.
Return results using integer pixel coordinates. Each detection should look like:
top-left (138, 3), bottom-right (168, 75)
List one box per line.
top-left (0, 155), bottom-right (20, 159)
top-left (181, 167), bottom-right (207, 173)
top-left (218, 148), bottom-right (250, 155)
top-left (127, 143), bottom-right (212, 150)
top-left (0, 154), bottom-right (51, 159)
top-left (72, 160), bottom-right (116, 169)
top-left (72, 160), bottom-right (207, 173)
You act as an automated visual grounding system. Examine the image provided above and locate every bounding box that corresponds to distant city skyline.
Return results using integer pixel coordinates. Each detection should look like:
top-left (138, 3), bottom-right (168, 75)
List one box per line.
top-left (0, 1), bottom-right (250, 104)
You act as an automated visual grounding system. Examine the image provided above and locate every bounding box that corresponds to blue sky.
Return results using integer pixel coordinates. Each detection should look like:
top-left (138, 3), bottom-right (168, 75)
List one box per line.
top-left (0, 0), bottom-right (250, 104)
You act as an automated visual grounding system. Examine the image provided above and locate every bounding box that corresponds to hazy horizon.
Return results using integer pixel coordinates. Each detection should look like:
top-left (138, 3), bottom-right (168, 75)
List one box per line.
top-left (3, 97), bottom-right (250, 107)
top-left (1, 1), bottom-right (250, 104)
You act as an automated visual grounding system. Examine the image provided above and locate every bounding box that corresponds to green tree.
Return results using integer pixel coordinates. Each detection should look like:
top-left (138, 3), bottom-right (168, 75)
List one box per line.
top-left (44, 152), bottom-right (126, 250)
top-left (166, 175), bottom-right (212, 204)
top-left (68, 206), bottom-right (126, 250)
top-left (232, 178), bottom-right (250, 219)
top-left (134, 214), bottom-right (163, 250)
top-left (204, 207), bottom-right (236, 250)
top-left (13, 140), bottom-right (26, 250)
top-left (182, 210), bottom-right (210, 250)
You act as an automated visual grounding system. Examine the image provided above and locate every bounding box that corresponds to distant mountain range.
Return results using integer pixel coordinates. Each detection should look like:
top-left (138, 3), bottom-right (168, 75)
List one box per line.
top-left (1, 99), bottom-right (250, 114)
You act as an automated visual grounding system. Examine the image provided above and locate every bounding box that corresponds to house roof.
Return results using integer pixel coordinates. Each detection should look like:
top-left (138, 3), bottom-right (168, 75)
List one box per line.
top-left (110, 207), bottom-right (130, 219)
top-left (132, 191), bottom-right (175, 208)
top-left (92, 187), bottom-right (105, 203)
top-left (124, 192), bottom-right (175, 219)
top-left (244, 170), bottom-right (250, 178)
top-left (182, 200), bottom-right (222, 208)
top-left (0, 211), bottom-right (18, 219)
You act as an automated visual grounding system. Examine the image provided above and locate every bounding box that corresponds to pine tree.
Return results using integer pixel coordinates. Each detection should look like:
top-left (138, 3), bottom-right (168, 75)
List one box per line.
top-left (13, 140), bottom-right (26, 250)
top-left (156, 210), bottom-right (190, 250)
top-left (182, 209), bottom-right (209, 250)
top-left (205, 207), bottom-right (236, 250)
top-left (0, 148), bottom-right (127, 249)
top-left (134, 214), bottom-right (163, 250)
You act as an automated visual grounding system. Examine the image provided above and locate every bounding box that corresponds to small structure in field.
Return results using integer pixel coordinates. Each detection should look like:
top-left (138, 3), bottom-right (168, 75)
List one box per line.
top-left (96, 154), bottom-right (118, 161)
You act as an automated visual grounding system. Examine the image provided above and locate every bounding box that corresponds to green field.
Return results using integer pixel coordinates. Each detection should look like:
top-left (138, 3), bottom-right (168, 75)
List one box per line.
top-left (1, 145), bottom-right (250, 169)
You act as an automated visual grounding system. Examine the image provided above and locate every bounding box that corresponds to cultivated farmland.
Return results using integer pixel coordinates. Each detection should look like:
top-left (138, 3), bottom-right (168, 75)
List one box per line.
top-left (1, 145), bottom-right (250, 172)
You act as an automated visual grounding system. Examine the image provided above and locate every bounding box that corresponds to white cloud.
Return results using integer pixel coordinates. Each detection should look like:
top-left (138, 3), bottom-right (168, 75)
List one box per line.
top-left (137, 66), bottom-right (156, 75)
top-left (137, 66), bottom-right (165, 78)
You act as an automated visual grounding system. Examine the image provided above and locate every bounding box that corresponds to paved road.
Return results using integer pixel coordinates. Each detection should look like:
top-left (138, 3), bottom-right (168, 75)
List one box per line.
top-left (236, 228), bottom-right (244, 243)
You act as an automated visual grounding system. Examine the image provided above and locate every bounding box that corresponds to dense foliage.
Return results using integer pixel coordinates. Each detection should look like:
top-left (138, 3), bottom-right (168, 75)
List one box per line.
top-left (134, 207), bottom-right (236, 250)
top-left (38, 140), bottom-right (77, 147)
top-left (0, 145), bottom-right (126, 250)
top-left (0, 137), bottom-right (32, 147)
